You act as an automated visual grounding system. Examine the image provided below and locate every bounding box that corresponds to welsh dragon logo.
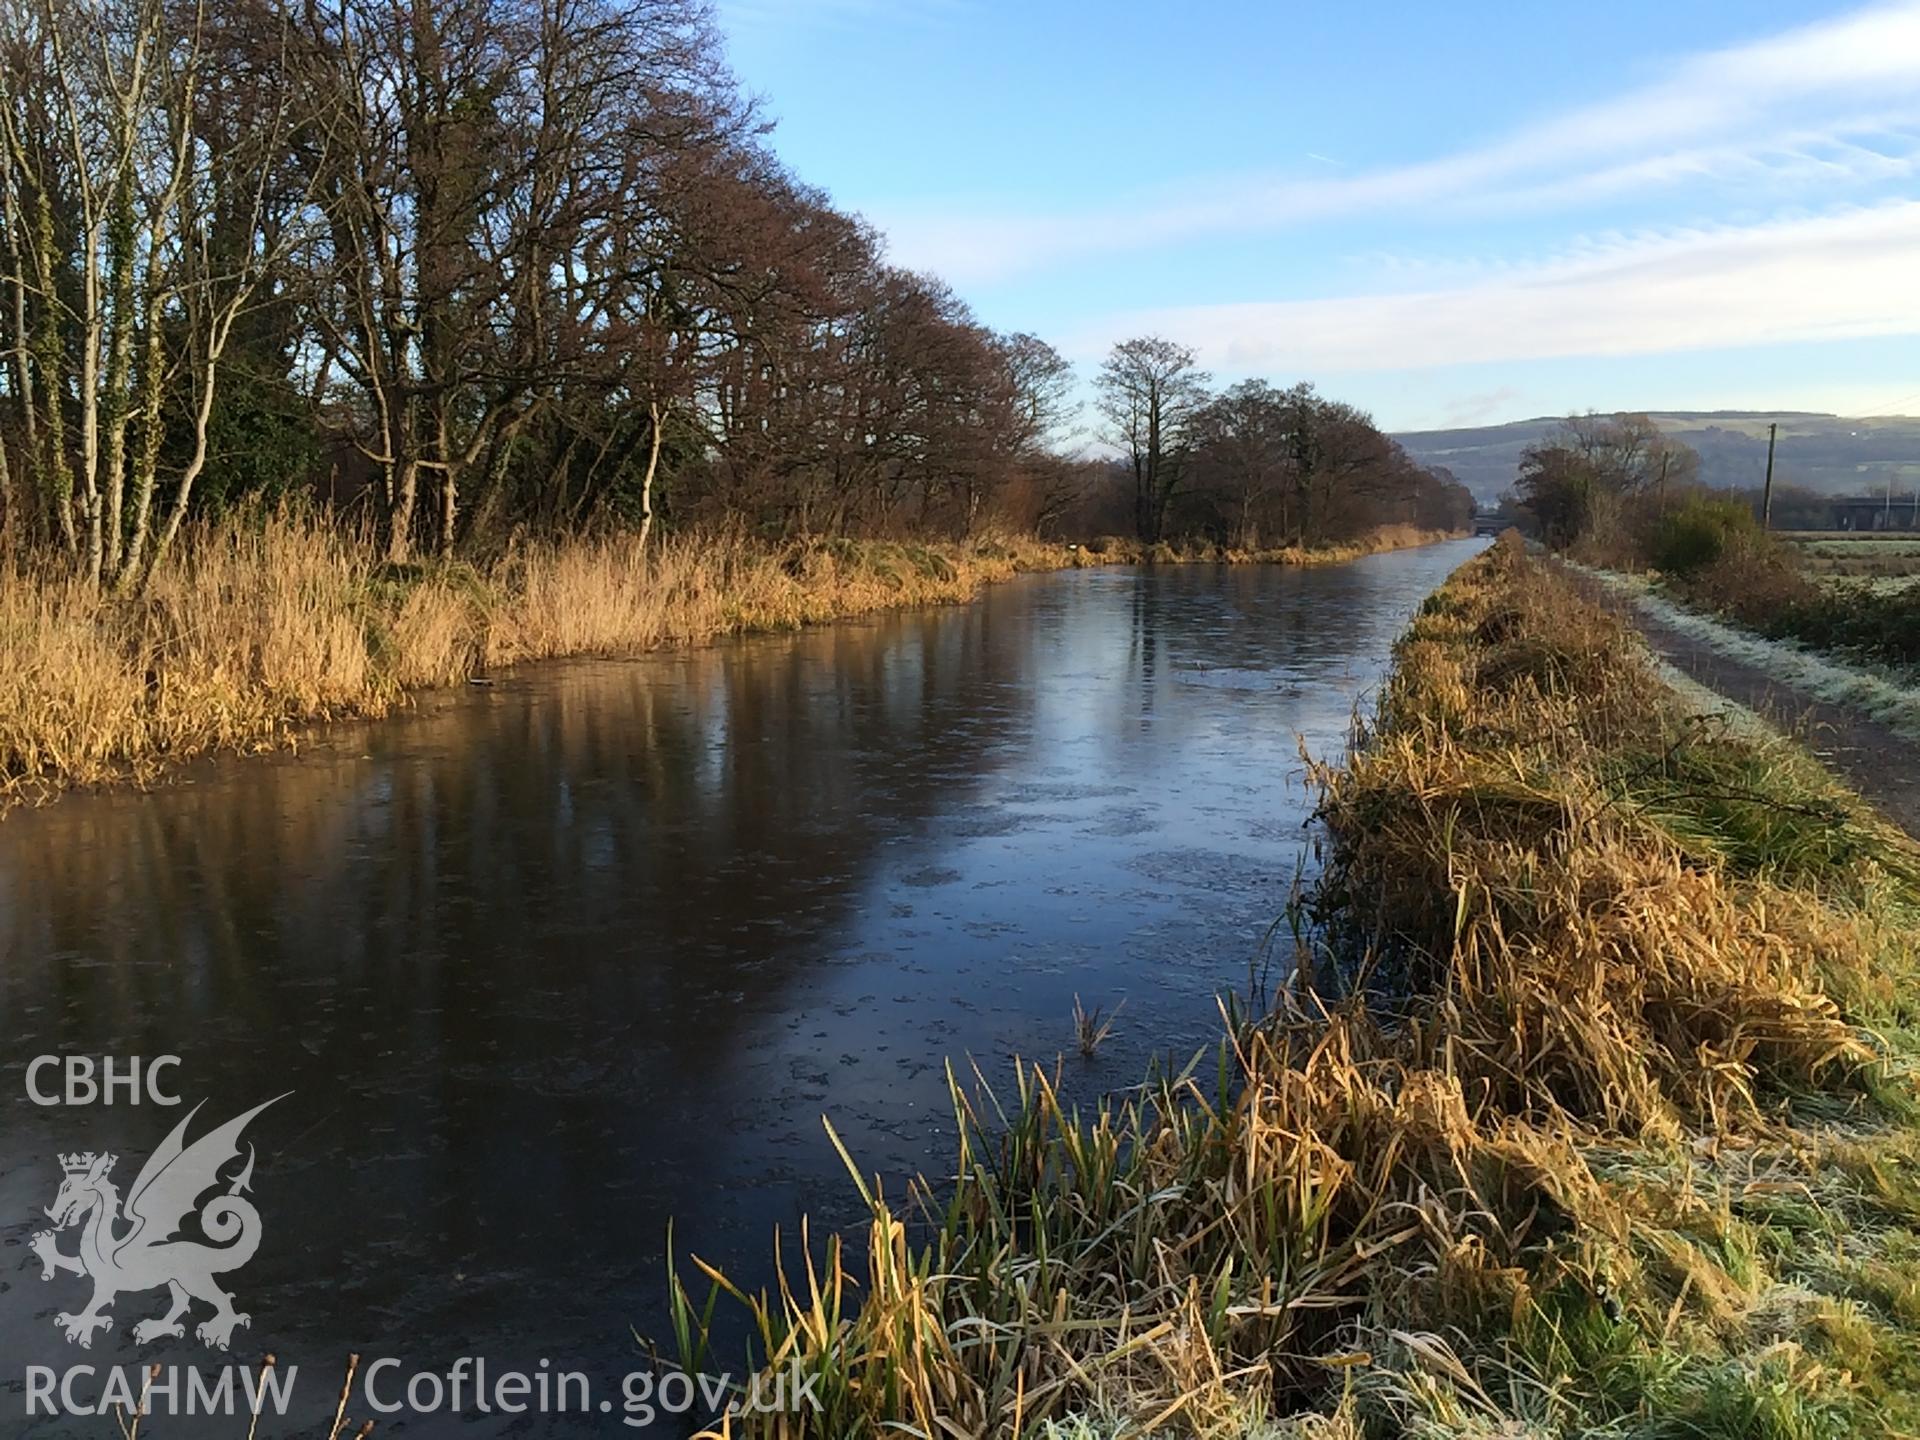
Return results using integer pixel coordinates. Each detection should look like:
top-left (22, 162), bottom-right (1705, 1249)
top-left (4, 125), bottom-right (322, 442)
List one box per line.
top-left (30, 1096), bottom-right (285, 1350)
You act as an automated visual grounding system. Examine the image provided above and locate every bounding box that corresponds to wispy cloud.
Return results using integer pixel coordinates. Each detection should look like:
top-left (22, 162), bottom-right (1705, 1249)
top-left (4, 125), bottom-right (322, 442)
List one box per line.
top-left (872, 1), bottom-right (1920, 282)
top-left (1079, 203), bottom-right (1920, 374)
top-left (1439, 387), bottom-right (1524, 428)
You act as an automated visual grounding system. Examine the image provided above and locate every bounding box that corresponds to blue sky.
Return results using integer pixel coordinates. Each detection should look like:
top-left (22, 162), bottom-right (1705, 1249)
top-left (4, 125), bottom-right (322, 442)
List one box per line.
top-left (717, 1), bottom-right (1920, 432)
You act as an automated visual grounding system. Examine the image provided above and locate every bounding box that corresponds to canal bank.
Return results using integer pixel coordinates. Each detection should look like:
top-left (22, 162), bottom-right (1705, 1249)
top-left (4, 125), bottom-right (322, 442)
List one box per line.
top-left (0, 521), bottom-right (1459, 814)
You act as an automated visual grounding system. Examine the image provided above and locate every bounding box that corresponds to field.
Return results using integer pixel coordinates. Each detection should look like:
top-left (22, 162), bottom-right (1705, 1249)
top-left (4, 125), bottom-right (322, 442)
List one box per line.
top-left (1780, 533), bottom-right (1920, 584)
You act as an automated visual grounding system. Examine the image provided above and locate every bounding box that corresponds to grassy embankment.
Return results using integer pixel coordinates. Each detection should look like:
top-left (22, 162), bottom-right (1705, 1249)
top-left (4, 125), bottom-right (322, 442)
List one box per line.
top-left (0, 513), bottom-right (1451, 807)
top-left (674, 533), bottom-right (1920, 1438)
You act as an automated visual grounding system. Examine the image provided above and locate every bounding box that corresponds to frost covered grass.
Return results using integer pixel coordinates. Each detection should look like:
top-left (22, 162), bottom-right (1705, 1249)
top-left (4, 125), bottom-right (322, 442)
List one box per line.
top-left (1832, 574), bottom-right (1920, 595)
top-left (1577, 564), bottom-right (1920, 741)
top-left (1642, 652), bottom-right (1777, 742)
top-left (1786, 534), bottom-right (1920, 581)
top-left (670, 536), bottom-right (1920, 1439)
top-left (1641, 529), bottom-right (1920, 674)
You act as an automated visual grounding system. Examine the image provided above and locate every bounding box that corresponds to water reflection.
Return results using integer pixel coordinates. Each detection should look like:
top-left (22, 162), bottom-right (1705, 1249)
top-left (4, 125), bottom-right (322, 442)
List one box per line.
top-left (0, 541), bottom-right (1483, 1434)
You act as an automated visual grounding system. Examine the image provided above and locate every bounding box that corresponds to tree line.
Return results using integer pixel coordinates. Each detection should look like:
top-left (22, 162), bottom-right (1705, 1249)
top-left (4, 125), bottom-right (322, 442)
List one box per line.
top-left (1094, 337), bottom-right (1472, 548)
top-left (0, 0), bottom-right (1468, 591)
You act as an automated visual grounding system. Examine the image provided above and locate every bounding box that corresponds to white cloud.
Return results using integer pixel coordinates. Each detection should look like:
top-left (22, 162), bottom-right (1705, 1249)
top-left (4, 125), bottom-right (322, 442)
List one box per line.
top-left (872, 1), bottom-right (1920, 283)
top-left (1078, 204), bottom-right (1920, 374)
top-left (1463, 118), bottom-right (1920, 215)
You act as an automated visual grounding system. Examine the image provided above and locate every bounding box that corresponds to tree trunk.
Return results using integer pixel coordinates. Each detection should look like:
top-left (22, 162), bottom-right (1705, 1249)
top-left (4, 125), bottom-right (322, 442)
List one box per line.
top-left (99, 183), bottom-right (138, 584)
top-left (388, 457), bottom-right (419, 563)
top-left (74, 202), bottom-right (103, 586)
top-left (137, 343), bottom-right (222, 588)
top-left (0, 417), bottom-right (14, 552)
top-left (28, 180), bottom-right (75, 557)
top-left (434, 404), bottom-right (457, 559)
top-left (635, 400), bottom-right (663, 553)
top-left (438, 467), bottom-right (458, 558)
top-left (115, 265), bottom-right (169, 593)
top-left (1, 151), bottom-right (40, 550)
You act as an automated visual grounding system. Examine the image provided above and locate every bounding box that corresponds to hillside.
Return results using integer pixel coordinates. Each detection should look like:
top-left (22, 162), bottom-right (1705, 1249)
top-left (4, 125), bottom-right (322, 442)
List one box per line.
top-left (1396, 411), bottom-right (1920, 504)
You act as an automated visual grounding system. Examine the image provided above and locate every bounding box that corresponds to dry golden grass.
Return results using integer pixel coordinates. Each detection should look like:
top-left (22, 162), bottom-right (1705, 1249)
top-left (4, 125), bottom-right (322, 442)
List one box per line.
top-left (671, 531), bottom-right (1920, 1440)
top-left (0, 518), bottom-right (387, 790)
top-left (1314, 543), bottom-right (1892, 1140)
top-left (0, 514), bottom-right (1453, 808)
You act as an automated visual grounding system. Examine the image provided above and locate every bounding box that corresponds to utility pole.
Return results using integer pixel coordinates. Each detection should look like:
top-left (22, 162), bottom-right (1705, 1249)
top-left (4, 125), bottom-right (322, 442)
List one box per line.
top-left (1761, 422), bottom-right (1777, 530)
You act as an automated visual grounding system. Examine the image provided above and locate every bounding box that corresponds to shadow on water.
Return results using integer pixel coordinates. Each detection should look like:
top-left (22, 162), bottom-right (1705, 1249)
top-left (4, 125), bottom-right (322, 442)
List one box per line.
top-left (0, 540), bottom-right (1485, 1434)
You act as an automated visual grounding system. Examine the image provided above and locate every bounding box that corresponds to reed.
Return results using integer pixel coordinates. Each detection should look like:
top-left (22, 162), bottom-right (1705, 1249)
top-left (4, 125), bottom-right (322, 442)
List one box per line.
top-left (670, 532), bottom-right (1920, 1439)
top-left (1071, 995), bottom-right (1124, 1057)
top-left (101, 1353), bottom-right (374, 1438)
top-left (0, 513), bottom-right (1454, 809)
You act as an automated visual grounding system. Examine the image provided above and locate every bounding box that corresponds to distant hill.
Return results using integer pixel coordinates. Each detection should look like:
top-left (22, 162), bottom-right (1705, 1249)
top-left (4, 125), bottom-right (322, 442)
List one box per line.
top-left (1395, 412), bottom-right (1920, 505)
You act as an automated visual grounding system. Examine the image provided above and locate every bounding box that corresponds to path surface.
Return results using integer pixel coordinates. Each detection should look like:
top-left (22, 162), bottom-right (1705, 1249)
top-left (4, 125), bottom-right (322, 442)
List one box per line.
top-left (1588, 580), bottom-right (1920, 839)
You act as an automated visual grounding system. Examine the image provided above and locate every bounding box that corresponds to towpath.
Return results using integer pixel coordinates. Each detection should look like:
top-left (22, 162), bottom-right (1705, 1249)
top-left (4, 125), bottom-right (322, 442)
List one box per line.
top-left (1570, 571), bottom-right (1920, 841)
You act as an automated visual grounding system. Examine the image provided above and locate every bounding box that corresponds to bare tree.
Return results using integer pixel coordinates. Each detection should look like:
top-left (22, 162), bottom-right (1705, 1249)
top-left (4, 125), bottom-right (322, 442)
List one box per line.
top-left (1096, 336), bottom-right (1208, 544)
top-left (1517, 413), bottom-right (1700, 548)
top-left (0, 0), bottom-right (306, 587)
top-left (1189, 380), bottom-right (1287, 548)
top-left (0, 0), bottom-right (1087, 569)
top-left (1559, 412), bottom-right (1698, 496)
